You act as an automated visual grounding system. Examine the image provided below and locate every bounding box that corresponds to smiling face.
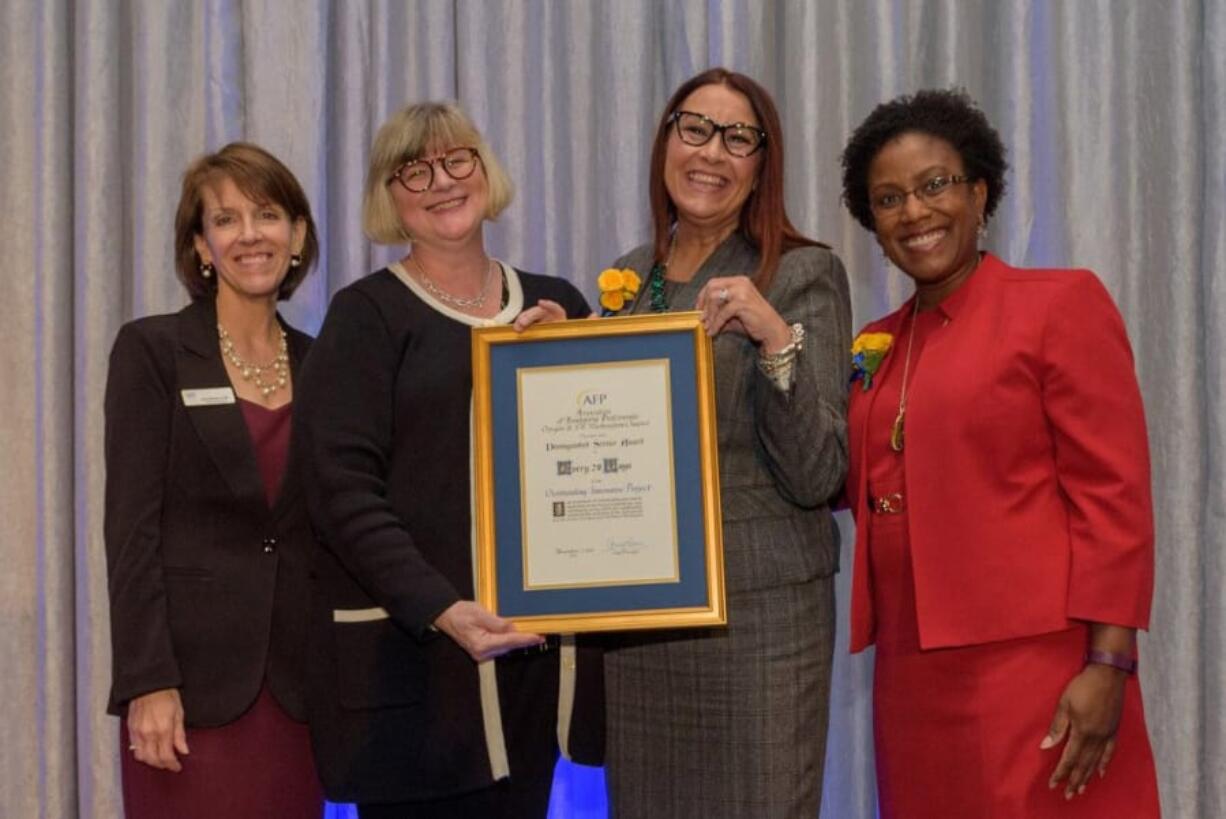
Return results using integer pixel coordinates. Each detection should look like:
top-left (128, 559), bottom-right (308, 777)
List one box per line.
top-left (868, 131), bottom-right (987, 304)
top-left (663, 83), bottom-right (762, 235)
top-left (192, 176), bottom-right (305, 304)
top-left (390, 143), bottom-right (490, 250)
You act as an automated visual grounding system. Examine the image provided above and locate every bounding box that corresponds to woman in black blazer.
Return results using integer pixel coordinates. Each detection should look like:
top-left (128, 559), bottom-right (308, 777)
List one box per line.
top-left (103, 142), bottom-right (324, 818)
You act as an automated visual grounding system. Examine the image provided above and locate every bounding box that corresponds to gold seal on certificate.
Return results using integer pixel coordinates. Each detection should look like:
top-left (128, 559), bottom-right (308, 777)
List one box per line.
top-left (472, 312), bottom-right (725, 633)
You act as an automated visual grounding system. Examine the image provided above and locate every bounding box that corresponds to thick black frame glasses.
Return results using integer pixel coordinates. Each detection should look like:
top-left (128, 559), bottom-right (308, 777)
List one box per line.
top-left (870, 174), bottom-right (973, 213)
top-left (387, 147), bottom-right (481, 193)
top-left (667, 110), bottom-right (767, 157)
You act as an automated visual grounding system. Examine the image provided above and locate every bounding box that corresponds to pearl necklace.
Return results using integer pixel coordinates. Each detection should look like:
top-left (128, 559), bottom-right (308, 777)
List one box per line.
top-left (409, 254), bottom-right (496, 309)
top-left (217, 323), bottom-right (289, 398)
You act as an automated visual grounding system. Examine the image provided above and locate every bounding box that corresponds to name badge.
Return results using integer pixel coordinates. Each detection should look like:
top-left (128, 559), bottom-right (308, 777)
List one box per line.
top-left (181, 387), bottom-right (236, 407)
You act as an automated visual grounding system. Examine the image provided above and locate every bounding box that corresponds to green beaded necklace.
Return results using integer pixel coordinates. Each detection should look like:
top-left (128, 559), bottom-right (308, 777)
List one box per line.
top-left (645, 262), bottom-right (669, 313)
top-left (643, 233), bottom-right (676, 313)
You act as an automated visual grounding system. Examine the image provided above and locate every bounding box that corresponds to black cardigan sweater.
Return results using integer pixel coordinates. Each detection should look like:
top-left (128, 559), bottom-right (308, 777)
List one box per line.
top-left (295, 266), bottom-right (602, 803)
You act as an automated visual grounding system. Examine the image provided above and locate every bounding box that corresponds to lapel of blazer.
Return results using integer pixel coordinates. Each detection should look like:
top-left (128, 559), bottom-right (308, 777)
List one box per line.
top-left (900, 253), bottom-right (997, 432)
top-left (847, 302), bottom-right (910, 650)
top-left (269, 324), bottom-right (310, 522)
top-left (851, 301), bottom-right (913, 485)
top-left (176, 299), bottom-right (267, 516)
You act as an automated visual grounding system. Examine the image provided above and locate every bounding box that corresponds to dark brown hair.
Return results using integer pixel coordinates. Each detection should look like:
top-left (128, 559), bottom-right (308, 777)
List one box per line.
top-left (174, 142), bottom-right (320, 300)
top-left (648, 68), bottom-right (821, 292)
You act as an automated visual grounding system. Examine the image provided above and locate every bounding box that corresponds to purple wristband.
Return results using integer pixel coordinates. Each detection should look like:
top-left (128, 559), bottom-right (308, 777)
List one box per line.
top-left (1085, 649), bottom-right (1137, 674)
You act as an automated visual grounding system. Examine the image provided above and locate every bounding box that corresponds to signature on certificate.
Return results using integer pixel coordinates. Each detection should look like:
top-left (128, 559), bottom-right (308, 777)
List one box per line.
top-left (604, 536), bottom-right (647, 556)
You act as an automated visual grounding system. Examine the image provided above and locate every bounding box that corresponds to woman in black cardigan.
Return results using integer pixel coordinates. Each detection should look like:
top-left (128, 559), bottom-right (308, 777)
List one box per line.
top-left (296, 102), bottom-right (600, 819)
top-left (104, 142), bottom-right (323, 818)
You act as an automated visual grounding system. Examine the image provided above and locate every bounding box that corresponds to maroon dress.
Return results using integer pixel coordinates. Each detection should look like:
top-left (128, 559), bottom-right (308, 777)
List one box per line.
top-left (862, 309), bottom-right (1159, 818)
top-left (119, 399), bottom-right (323, 819)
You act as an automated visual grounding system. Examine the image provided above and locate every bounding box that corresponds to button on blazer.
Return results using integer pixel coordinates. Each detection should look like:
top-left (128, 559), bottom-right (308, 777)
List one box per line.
top-left (104, 297), bottom-right (314, 726)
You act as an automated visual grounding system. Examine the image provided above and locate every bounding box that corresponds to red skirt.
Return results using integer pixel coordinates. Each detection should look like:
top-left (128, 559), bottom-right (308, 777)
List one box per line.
top-left (119, 685), bottom-right (324, 819)
top-left (869, 502), bottom-right (1160, 818)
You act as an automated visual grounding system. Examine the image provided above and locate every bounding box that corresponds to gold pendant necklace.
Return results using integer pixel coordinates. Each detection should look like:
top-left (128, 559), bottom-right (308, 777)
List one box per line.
top-left (890, 300), bottom-right (920, 453)
top-left (889, 408), bottom-right (906, 452)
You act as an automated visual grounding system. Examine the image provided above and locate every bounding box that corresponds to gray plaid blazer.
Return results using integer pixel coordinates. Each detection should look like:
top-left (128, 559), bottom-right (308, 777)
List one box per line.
top-left (617, 233), bottom-right (852, 592)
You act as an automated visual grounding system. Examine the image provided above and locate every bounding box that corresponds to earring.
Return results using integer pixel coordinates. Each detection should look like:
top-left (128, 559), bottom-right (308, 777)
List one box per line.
top-left (290, 254), bottom-right (302, 268)
top-left (200, 261), bottom-right (214, 278)
top-left (977, 213), bottom-right (987, 239)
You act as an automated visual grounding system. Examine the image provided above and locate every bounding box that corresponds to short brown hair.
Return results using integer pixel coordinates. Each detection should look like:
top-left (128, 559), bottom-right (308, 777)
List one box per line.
top-left (174, 142), bottom-right (319, 301)
top-left (362, 102), bottom-right (514, 245)
top-left (648, 68), bottom-right (821, 292)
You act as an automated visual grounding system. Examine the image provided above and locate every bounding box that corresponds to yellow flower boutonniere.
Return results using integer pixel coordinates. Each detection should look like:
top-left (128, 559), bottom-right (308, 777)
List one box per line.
top-left (597, 268), bottom-right (642, 315)
top-left (850, 332), bottom-right (894, 390)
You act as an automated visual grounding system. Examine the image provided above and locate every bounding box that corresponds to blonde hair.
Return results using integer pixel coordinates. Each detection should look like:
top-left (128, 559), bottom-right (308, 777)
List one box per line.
top-left (362, 102), bottom-right (515, 245)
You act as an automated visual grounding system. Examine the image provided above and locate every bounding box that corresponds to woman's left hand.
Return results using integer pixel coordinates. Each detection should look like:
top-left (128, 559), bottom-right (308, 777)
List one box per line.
top-left (695, 277), bottom-right (792, 352)
top-left (513, 299), bottom-right (567, 332)
top-left (1041, 663), bottom-right (1127, 799)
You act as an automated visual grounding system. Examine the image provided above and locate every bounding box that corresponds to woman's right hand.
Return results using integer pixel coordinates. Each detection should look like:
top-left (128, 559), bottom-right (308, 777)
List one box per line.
top-left (512, 298), bottom-right (567, 332)
top-left (127, 687), bottom-right (189, 771)
top-left (433, 600), bottom-right (545, 661)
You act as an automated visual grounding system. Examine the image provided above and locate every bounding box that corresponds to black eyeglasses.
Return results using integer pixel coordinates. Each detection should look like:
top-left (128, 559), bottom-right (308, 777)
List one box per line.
top-left (387, 147), bottom-right (481, 193)
top-left (667, 110), bottom-right (766, 157)
top-left (870, 175), bottom-right (973, 213)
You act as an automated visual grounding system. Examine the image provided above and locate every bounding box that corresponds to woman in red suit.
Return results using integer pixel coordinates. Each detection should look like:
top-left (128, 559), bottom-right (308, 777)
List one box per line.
top-left (838, 89), bottom-right (1160, 817)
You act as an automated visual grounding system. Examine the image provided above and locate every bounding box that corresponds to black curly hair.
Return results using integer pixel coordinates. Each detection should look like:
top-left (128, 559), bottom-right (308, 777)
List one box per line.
top-left (840, 88), bottom-right (1009, 232)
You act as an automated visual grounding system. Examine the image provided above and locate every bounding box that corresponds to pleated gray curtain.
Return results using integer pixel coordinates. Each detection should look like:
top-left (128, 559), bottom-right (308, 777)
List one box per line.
top-left (1, 1), bottom-right (1221, 817)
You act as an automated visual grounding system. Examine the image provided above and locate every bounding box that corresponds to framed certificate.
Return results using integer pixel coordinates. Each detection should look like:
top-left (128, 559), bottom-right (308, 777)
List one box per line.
top-left (471, 311), bottom-right (725, 633)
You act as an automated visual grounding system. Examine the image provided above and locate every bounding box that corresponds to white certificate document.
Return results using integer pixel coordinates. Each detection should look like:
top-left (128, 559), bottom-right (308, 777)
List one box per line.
top-left (517, 359), bottom-right (679, 589)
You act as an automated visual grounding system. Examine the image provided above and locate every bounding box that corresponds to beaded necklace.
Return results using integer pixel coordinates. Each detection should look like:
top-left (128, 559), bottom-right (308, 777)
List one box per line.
top-left (643, 233), bottom-right (677, 313)
top-left (645, 262), bottom-right (669, 312)
top-left (217, 323), bottom-right (289, 398)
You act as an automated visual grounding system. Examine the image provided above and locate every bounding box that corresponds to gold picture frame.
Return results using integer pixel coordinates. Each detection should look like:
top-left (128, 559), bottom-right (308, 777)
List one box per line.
top-left (471, 311), bottom-right (725, 633)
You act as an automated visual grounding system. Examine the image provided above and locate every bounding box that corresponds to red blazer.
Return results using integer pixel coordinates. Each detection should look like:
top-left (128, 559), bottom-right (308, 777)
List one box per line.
top-left (846, 254), bottom-right (1154, 652)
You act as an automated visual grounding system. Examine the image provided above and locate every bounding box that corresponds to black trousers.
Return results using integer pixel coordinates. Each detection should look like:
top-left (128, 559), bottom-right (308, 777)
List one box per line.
top-left (357, 772), bottom-right (554, 819)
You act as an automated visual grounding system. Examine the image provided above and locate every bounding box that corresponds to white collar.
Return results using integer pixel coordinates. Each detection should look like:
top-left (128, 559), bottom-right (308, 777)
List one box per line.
top-left (388, 259), bottom-right (524, 327)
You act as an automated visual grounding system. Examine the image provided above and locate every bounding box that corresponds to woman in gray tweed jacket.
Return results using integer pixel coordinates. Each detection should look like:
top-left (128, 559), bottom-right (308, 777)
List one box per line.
top-left (601, 68), bottom-right (851, 818)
